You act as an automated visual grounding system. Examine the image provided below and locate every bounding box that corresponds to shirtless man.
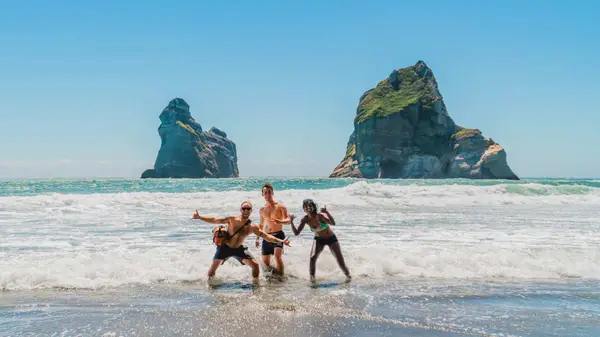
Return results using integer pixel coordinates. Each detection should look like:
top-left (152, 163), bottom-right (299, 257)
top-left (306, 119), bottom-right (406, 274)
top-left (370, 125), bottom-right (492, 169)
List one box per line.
top-left (255, 183), bottom-right (292, 275)
top-left (192, 200), bottom-right (291, 282)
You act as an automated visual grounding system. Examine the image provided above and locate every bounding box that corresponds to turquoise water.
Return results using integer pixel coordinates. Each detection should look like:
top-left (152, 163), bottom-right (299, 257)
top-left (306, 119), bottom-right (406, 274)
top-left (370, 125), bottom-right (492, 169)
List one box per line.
top-left (1, 178), bottom-right (599, 336)
top-left (1, 177), bottom-right (599, 196)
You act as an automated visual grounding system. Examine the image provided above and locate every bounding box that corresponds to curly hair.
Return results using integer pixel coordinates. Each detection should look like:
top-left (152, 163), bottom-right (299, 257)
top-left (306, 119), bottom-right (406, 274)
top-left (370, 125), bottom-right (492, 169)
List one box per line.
top-left (302, 198), bottom-right (318, 214)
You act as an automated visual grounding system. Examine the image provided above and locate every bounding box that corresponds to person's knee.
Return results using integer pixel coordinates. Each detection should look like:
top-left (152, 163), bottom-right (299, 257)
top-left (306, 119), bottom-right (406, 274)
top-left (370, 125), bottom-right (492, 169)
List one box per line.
top-left (244, 259), bottom-right (259, 268)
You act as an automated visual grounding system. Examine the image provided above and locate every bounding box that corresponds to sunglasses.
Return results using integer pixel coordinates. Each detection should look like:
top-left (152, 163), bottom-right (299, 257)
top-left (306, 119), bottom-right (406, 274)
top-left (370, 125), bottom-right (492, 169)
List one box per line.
top-left (241, 207), bottom-right (252, 211)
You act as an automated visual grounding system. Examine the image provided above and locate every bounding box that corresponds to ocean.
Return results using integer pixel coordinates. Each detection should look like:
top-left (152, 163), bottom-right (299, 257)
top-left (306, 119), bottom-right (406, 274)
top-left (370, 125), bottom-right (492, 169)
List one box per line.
top-left (0, 177), bottom-right (599, 336)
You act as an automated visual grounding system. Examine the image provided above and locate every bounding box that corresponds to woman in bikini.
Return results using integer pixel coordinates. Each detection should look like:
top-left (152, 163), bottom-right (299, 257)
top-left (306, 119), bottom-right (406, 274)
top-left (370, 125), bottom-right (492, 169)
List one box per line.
top-left (289, 199), bottom-right (351, 282)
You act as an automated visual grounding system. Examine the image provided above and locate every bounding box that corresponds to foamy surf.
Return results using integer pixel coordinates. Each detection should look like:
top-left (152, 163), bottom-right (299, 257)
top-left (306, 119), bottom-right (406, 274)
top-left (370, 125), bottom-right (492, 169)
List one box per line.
top-left (1, 179), bottom-right (599, 291)
top-left (1, 178), bottom-right (599, 337)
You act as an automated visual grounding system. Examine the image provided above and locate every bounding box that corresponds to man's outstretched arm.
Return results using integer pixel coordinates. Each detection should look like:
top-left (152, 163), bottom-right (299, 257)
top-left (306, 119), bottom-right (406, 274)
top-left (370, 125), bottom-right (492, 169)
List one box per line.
top-left (192, 210), bottom-right (229, 224)
top-left (252, 225), bottom-right (291, 246)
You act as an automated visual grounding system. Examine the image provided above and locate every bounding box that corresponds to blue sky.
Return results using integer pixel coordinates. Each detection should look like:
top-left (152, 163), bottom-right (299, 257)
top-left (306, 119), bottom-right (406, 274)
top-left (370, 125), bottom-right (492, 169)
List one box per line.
top-left (0, 0), bottom-right (598, 179)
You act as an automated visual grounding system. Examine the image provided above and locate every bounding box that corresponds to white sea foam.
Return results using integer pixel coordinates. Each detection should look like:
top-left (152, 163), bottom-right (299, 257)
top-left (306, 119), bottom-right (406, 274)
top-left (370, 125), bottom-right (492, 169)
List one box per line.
top-left (1, 182), bottom-right (599, 290)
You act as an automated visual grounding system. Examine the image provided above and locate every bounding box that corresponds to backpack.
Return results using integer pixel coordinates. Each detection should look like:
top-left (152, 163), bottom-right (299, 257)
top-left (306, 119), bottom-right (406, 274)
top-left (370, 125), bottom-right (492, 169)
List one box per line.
top-left (212, 219), bottom-right (251, 246)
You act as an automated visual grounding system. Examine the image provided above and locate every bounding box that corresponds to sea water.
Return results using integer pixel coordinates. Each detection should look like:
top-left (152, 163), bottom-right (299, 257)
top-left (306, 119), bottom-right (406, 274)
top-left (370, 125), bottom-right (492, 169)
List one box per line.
top-left (0, 177), bottom-right (599, 336)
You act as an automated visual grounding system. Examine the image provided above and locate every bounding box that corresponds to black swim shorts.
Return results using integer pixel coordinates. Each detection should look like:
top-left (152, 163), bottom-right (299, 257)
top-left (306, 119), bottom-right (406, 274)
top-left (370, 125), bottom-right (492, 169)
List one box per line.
top-left (261, 231), bottom-right (286, 256)
top-left (214, 244), bottom-right (255, 265)
top-left (314, 234), bottom-right (339, 246)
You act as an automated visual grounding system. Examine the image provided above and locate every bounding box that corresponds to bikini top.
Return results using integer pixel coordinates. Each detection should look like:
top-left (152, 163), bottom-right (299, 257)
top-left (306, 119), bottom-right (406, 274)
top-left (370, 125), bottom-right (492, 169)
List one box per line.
top-left (309, 219), bottom-right (329, 233)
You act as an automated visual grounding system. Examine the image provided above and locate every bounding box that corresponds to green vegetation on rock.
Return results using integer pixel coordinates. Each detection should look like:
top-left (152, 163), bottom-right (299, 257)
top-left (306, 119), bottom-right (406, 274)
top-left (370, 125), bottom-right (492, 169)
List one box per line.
top-left (176, 121), bottom-right (199, 137)
top-left (451, 127), bottom-right (482, 141)
top-left (344, 143), bottom-right (356, 160)
top-left (330, 61), bottom-right (518, 181)
top-left (354, 65), bottom-right (439, 124)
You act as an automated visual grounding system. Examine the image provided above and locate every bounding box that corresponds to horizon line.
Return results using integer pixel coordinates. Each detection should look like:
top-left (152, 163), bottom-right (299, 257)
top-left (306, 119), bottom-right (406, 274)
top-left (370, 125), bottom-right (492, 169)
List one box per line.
top-left (0, 176), bottom-right (598, 181)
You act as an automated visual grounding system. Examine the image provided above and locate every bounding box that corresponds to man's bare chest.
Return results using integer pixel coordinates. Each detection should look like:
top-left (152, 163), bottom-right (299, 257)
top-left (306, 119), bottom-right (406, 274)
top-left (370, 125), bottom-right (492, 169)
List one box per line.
top-left (263, 206), bottom-right (280, 219)
top-left (228, 222), bottom-right (251, 236)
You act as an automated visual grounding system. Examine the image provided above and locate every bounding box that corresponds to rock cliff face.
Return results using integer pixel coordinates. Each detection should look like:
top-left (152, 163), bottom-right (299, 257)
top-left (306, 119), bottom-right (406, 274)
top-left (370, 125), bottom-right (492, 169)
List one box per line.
top-left (329, 61), bottom-right (519, 180)
top-left (141, 98), bottom-right (239, 179)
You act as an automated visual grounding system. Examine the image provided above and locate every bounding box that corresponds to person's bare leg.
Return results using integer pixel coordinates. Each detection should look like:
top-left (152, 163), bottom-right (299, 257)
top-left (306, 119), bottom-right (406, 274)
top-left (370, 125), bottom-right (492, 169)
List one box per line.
top-left (274, 247), bottom-right (284, 275)
top-left (261, 255), bottom-right (272, 271)
top-left (243, 258), bottom-right (260, 281)
top-left (207, 259), bottom-right (223, 282)
top-left (309, 240), bottom-right (325, 282)
top-left (329, 242), bottom-right (351, 281)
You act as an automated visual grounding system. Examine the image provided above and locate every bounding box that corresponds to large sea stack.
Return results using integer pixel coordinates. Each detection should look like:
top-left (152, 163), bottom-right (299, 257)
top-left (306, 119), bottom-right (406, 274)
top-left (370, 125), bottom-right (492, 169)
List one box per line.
top-left (141, 98), bottom-right (239, 179)
top-left (329, 61), bottom-right (519, 180)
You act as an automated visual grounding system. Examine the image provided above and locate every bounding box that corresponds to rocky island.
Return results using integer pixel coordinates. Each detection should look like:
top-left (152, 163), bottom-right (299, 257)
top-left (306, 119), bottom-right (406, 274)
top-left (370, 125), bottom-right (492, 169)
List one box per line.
top-left (141, 98), bottom-right (239, 179)
top-left (329, 61), bottom-right (519, 180)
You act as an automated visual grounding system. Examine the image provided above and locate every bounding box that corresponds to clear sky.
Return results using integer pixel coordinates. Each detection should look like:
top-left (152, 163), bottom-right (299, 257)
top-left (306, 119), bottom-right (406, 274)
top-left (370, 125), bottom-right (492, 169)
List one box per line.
top-left (0, 0), bottom-right (598, 179)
